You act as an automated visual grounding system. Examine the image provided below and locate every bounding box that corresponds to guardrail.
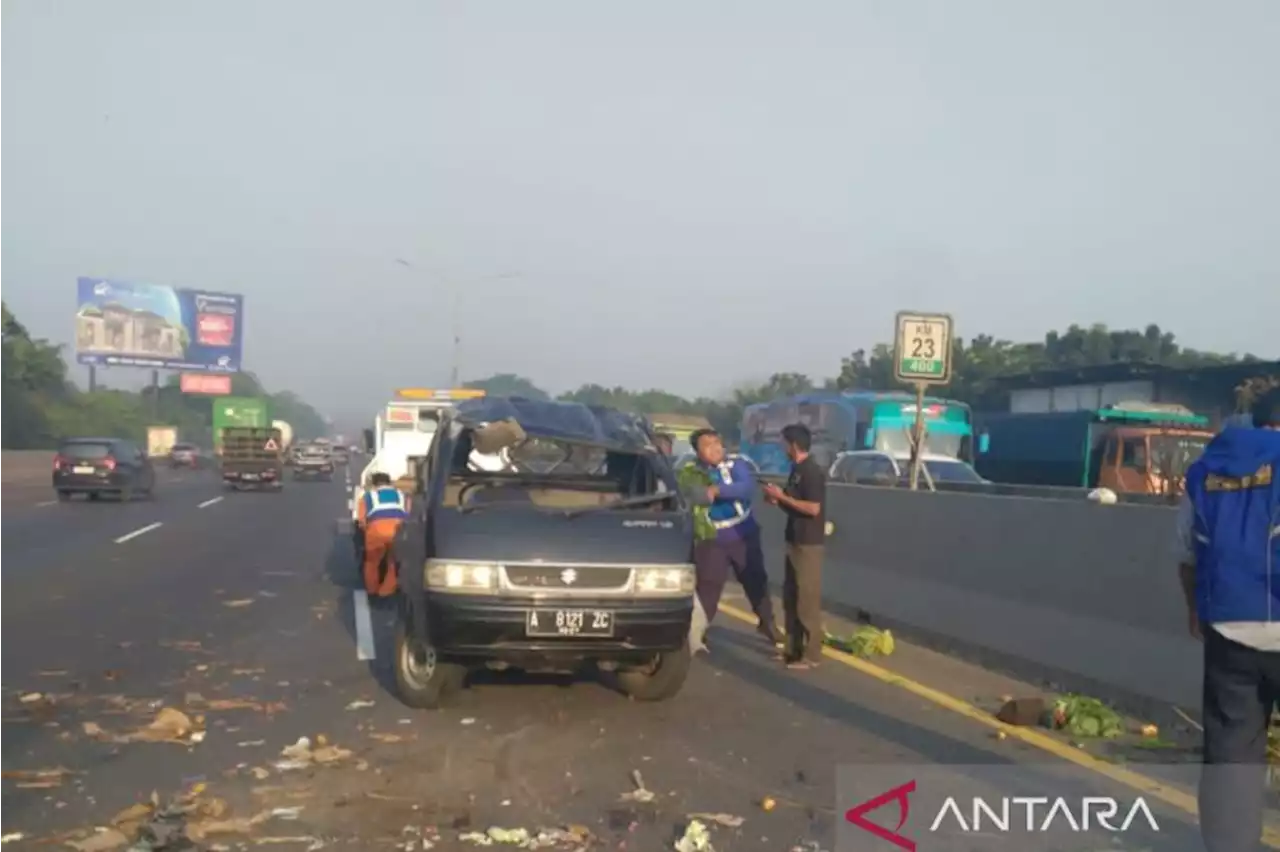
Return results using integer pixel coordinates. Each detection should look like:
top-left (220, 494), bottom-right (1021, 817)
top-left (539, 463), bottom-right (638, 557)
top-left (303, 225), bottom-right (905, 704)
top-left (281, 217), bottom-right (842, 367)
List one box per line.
top-left (1, 450), bottom-right (55, 484)
top-left (752, 481), bottom-right (1198, 710)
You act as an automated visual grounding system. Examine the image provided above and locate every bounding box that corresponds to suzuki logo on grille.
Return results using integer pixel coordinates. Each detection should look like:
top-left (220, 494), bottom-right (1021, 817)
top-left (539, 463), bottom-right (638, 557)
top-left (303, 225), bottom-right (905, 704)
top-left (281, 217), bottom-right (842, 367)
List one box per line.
top-left (560, 569), bottom-right (578, 585)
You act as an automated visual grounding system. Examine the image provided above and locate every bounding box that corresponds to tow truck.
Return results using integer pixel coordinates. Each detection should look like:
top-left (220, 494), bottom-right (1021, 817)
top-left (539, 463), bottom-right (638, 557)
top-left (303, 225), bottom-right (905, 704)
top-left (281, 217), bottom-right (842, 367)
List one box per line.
top-left (346, 389), bottom-right (487, 558)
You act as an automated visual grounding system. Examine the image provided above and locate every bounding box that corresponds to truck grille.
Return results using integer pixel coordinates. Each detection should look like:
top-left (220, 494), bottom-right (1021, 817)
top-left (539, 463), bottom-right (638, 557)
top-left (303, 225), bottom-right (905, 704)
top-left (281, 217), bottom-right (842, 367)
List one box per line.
top-left (503, 564), bottom-right (631, 591)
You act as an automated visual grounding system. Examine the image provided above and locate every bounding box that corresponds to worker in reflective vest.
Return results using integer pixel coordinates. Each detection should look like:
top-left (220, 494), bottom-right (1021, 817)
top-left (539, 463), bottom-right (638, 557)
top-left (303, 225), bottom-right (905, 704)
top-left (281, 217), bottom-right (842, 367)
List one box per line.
top-left (357, 472), bottom-right (410, 597)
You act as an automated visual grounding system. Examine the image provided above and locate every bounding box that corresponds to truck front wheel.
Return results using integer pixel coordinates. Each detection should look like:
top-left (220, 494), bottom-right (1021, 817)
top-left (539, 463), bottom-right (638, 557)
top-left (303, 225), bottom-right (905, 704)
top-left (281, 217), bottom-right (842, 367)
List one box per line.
top-left (393, 615), bottom-right (465, 710)
top-left (615, 644), bottom-right (692, 702)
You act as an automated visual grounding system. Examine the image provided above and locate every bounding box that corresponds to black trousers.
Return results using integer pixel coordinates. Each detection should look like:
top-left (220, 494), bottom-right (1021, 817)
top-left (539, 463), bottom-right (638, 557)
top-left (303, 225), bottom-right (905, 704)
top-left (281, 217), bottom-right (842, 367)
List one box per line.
top-left (1199, 627), bottom-right (1280, 852)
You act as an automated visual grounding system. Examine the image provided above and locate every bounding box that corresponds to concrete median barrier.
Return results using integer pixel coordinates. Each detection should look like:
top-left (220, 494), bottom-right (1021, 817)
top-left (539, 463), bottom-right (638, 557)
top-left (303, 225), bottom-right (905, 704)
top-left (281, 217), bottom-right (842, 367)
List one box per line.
top-left (2, 450), bottom-right (55, 484)
top-left (754, 483), bottom-right (1198, 709)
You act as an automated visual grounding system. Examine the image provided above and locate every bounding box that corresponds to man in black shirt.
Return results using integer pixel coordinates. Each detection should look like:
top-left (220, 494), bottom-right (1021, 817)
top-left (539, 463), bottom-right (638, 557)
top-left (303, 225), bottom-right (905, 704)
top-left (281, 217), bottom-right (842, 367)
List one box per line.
top-left (762, 423), bottom-right (827, 669)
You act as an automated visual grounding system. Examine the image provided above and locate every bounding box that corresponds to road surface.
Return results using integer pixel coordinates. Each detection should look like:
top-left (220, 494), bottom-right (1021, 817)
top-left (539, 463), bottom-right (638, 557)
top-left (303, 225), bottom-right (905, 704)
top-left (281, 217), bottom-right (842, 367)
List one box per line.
top-left (0, 463), bottom-right (1229, 850)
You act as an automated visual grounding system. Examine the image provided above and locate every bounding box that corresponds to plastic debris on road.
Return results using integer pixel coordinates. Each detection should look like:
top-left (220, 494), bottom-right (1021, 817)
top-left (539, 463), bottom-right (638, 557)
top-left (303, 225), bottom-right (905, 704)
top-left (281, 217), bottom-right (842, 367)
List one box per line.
top-left (673, 820), bottom-right (713, 852)
top-left (823, 626), bottom-right (894, 658)
top-left (345, 700), bottom-right (375, 710)
top-left (618, 769), bottom-right (655, 803)
top-left (687, 813), bottom-right (743, 829)
top-left (274, 736), bottom-right (352, 770)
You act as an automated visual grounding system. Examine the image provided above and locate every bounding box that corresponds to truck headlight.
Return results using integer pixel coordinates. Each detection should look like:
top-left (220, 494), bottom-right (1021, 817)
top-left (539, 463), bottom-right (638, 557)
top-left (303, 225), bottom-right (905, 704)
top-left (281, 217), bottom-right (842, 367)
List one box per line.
top-left (424, 560), bottom-right (499, 591)
top-left (634, 566), bottom-right (694, 594)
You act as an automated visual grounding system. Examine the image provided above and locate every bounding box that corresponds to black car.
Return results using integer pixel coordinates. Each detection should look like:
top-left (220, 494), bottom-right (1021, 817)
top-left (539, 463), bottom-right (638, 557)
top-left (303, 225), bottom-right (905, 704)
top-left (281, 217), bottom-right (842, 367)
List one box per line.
top-left (53, 437), bottom-right (156, 501)
top-left (391, 397), bottom-right (695, 709)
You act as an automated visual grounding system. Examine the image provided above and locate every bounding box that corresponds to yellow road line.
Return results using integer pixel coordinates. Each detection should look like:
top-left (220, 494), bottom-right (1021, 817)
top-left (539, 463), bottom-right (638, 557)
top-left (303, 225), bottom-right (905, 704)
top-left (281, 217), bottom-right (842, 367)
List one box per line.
top-left (717, 601), bottom-right (1280, 846)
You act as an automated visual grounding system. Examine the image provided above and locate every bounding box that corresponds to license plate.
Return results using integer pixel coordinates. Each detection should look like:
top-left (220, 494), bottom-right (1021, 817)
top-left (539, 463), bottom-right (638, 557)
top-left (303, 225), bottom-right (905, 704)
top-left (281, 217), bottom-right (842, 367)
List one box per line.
top-left (72, 465), bottom-right (95, 475)
top-left (525, 609), bottom-right (614, 638)
top-left (241, 473), bottom-right (259, 480)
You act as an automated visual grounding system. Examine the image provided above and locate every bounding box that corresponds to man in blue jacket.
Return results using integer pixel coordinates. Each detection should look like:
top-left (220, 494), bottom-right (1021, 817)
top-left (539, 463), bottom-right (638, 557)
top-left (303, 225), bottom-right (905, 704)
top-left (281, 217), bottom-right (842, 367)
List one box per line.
top-left (681, 429), bottom-right (782, 648)
top-left (1178, 389), bottom-right (1280, 852)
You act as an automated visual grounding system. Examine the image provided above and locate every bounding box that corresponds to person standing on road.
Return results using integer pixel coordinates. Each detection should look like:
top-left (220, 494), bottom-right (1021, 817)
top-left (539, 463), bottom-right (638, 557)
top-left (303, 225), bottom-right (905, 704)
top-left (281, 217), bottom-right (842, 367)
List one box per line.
top-left (1177, 389), bottom-right (1280, 852)
top-left (357, 471), bottom-right (410, 599)
top-left (677, 429), bottom-right (782, 650)
top-left (763, 423), bottom-right (827, 671)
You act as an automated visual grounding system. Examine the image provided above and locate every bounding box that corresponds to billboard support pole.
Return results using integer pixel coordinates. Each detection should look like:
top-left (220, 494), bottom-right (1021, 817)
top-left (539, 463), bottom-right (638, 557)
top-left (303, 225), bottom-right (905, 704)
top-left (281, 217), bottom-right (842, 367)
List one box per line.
top-left (88, 366), bottom-right (97, 393)
top-left (150, 370), bottom-right (160, 420)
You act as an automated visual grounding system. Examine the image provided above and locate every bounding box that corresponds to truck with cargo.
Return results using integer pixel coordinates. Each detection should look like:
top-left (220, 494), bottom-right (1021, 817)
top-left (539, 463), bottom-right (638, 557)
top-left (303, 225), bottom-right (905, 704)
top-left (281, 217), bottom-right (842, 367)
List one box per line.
top-left (146, 425), bottom-right (179, 458)
top-left (220, 427), bottom-right (285, 491)
top-left (212, 397), bottom-right (271, 457)
top-left (272, 420), bottom-right (294, 455)
top-left (973, 402), bottom-right (1214, 497)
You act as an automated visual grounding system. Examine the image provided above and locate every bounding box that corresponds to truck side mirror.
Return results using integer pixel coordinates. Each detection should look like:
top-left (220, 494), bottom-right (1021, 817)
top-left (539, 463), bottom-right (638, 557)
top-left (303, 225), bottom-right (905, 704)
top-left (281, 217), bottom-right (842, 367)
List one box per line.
top-left (363, 428), bottom-right (375, 454)
top-left (979, 433), bottom-right (990, 454)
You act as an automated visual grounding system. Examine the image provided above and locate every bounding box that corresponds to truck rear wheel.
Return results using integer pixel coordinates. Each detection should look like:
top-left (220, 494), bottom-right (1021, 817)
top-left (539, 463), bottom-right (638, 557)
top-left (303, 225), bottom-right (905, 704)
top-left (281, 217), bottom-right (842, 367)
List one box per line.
top-left (615, 644), bottom-right (692, 702)
top-left (393, 614), bottom-right (465, 710)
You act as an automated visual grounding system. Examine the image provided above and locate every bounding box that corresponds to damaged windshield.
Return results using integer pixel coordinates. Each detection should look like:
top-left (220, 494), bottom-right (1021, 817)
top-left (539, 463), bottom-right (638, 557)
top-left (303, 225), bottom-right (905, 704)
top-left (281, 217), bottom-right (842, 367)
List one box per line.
top-left (449, 419), bottom-right (677, 514)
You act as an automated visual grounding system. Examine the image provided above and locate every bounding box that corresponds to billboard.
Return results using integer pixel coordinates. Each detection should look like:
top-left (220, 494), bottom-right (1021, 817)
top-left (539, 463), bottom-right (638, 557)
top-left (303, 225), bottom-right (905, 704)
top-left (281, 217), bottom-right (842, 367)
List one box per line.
top-left (75, 277), bottom-right (244, 371)
top-left (180, 373), bottom-right (233, 395)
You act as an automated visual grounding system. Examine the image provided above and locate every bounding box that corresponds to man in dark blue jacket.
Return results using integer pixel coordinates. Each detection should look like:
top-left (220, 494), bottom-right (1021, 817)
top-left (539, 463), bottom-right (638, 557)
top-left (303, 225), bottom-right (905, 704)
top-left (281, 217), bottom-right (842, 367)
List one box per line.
top-left (1179, 389), bottom-right (1280, 852)
top-left (682, 429), bottom-right (782, 647)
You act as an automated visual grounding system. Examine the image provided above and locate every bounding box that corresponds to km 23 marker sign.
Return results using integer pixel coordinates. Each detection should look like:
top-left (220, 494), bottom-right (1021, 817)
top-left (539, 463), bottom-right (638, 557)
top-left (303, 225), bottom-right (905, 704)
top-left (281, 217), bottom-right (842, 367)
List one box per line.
top-left (893, 311), bottom-right (953, 385)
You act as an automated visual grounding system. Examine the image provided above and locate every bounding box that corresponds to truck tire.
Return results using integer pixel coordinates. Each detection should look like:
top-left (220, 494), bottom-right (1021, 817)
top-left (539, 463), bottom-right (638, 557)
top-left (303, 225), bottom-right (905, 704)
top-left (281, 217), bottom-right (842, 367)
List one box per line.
top-left (392, 613), bottom-right (465, 710)
top-left (615, 644), bottom-right (692, 702)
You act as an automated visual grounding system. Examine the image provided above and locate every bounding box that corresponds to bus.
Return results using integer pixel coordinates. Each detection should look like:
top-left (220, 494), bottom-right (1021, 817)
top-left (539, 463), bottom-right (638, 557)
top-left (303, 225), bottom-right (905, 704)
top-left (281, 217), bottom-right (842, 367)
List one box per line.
top-left (739, 391), bottom-right (975, 476)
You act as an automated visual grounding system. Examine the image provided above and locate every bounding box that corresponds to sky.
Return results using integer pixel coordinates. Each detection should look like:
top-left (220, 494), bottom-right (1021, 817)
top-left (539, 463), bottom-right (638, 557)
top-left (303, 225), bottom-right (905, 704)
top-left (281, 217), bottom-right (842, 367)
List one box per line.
top-left (4, 0), bottom-right (1278, 423)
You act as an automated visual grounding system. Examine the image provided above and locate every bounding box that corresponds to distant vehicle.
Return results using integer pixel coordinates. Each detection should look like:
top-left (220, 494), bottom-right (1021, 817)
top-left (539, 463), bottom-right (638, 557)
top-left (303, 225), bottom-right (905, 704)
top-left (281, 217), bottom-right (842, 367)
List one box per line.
top-left (221, 427), bottom-right (285, 491)
top-left (391, 397), bottom-right (693, 710)
top-left (331, 445), bottom-right (349, 465)
top-left (169, 443), bottom-right (203, 469)
top-left (740, 391), bottom-right (976, 476)
top-left (53, 437), bottom-right (156, 502)
top-left (292, 443), bottom-right (335, 481)
top-left (974, 402), bottom-right (1212, 496)
top-left (828, 450), bottom-right (987, 490)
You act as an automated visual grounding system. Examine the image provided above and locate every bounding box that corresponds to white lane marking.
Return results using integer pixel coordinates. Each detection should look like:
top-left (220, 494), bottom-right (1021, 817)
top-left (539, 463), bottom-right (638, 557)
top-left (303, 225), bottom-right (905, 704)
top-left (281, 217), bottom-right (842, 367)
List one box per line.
top-left (197, 496), bottom-right (224, 509)
top-left (35, 500), bottom-right (58, 507)
top-left (114, 522), bottom-right (163, 544)
top-left (353, 591), bottom-right (376, 661)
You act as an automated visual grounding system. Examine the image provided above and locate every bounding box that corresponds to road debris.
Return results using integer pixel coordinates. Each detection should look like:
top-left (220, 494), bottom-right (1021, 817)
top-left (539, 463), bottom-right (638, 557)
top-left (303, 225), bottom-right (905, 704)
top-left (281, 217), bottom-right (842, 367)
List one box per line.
top-left (688, 813), bottom-right (744, 829)
top-left (460, 717), bottom-right (477, 726)
top-left (2, 767), bottom-right (79, 789)
top-left (274, 736), bottom-right (352, 770)
top-left (224, 599), bottom-right (257, 608)
top-left (619, 769), bottom-right (655, 803)
top-left (1, 834), bottom-right (25, 844)
top-left (1049, 694), bottom-right (1123, 739)
top-left (760, 796), bottom-right (777, 812)
top-left (345, 700), bottom-right (375, 710)
top-left (66, 828), bottom-right (130, 851)
top-left (823, 626), bottom-right (894, 658)
top-left (19, 692), bottom-right (44, 704)
top-left (673, 819), bottom-right (713, 852)
top-left (369, 732), bottom-right (407, 743)
top-left (131, 707), bottom-right (206, 744)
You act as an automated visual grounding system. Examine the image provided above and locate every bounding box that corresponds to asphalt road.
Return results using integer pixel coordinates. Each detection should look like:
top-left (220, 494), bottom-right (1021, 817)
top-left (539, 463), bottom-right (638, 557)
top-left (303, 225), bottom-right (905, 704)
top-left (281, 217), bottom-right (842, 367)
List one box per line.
top-left (1, 465), bottom-right (1213, 851)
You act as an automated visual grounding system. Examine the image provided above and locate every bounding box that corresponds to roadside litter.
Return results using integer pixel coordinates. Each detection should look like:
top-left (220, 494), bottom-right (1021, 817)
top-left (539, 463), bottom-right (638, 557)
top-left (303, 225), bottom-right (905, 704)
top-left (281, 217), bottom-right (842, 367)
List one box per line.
top-left (823, 626), bottom-right (894, 658)
top-left (618, 769), bottom-right (655, 803)
top-left (273, 736), bottom-right (352, 771)
top-left (81, 708), bottom-right (206, 746)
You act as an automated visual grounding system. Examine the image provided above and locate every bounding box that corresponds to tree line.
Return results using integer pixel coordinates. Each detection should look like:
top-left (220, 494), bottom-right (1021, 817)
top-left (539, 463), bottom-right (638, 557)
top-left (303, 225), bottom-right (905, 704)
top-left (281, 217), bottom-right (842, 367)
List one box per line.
top-left (2, 302), bottom-right (329, 449)
top-left (465, 323), bottom-right (1275, 440)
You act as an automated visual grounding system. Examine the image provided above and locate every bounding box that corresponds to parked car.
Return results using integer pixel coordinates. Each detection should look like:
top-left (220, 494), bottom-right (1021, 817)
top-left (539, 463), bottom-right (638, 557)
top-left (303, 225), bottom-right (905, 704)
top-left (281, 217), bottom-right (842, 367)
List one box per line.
top-left (53, 437), bottom-right (156, 501)
top-left (169, 442), bottom-right (203, 469)
top-left (828, 450), bottom-right (988, 490)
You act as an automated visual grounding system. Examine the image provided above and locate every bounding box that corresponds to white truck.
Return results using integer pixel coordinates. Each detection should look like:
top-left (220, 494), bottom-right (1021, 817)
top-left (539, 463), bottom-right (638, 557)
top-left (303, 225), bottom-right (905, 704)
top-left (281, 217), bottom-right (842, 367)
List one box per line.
top-left (272, 420), bottom-right (295, 454)
top-left (146, 425), bottom-right (179, 458)
top-left (347, 388), bottom-right (485, 529)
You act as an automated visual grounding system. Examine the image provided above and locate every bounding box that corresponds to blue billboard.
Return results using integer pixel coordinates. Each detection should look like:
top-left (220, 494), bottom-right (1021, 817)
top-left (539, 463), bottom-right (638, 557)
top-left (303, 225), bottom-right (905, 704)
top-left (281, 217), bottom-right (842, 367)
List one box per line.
top-left (75, 277), bottom-right (244, 372)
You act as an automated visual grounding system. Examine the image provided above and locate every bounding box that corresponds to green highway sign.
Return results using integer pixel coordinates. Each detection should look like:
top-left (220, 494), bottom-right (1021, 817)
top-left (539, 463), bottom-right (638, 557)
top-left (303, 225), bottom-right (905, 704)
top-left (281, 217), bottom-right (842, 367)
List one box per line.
top-left (893, 311), bottom-right (953, 385)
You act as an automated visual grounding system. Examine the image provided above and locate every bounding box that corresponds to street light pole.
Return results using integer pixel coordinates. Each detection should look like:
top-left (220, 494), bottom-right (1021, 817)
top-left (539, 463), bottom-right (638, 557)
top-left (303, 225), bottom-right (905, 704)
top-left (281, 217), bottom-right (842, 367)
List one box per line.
top-left (392, 259), bottom-right (519, 387)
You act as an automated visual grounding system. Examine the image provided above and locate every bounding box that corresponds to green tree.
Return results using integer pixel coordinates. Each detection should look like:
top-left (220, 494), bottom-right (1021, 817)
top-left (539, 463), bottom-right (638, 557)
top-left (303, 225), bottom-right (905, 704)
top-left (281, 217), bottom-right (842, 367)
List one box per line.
top-left (465, 373), bottom-right (549, 400)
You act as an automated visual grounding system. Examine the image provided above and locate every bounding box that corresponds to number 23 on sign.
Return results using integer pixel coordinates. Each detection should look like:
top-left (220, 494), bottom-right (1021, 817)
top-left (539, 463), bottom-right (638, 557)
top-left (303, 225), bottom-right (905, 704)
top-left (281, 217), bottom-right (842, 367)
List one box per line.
top-left (893, 311), bottom-right (953, 384)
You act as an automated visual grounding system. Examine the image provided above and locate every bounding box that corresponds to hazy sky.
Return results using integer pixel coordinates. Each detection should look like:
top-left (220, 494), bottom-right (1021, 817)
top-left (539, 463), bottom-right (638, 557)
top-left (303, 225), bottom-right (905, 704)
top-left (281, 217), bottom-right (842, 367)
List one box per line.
top-left (4, 0), bottom-right (1278, 421)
